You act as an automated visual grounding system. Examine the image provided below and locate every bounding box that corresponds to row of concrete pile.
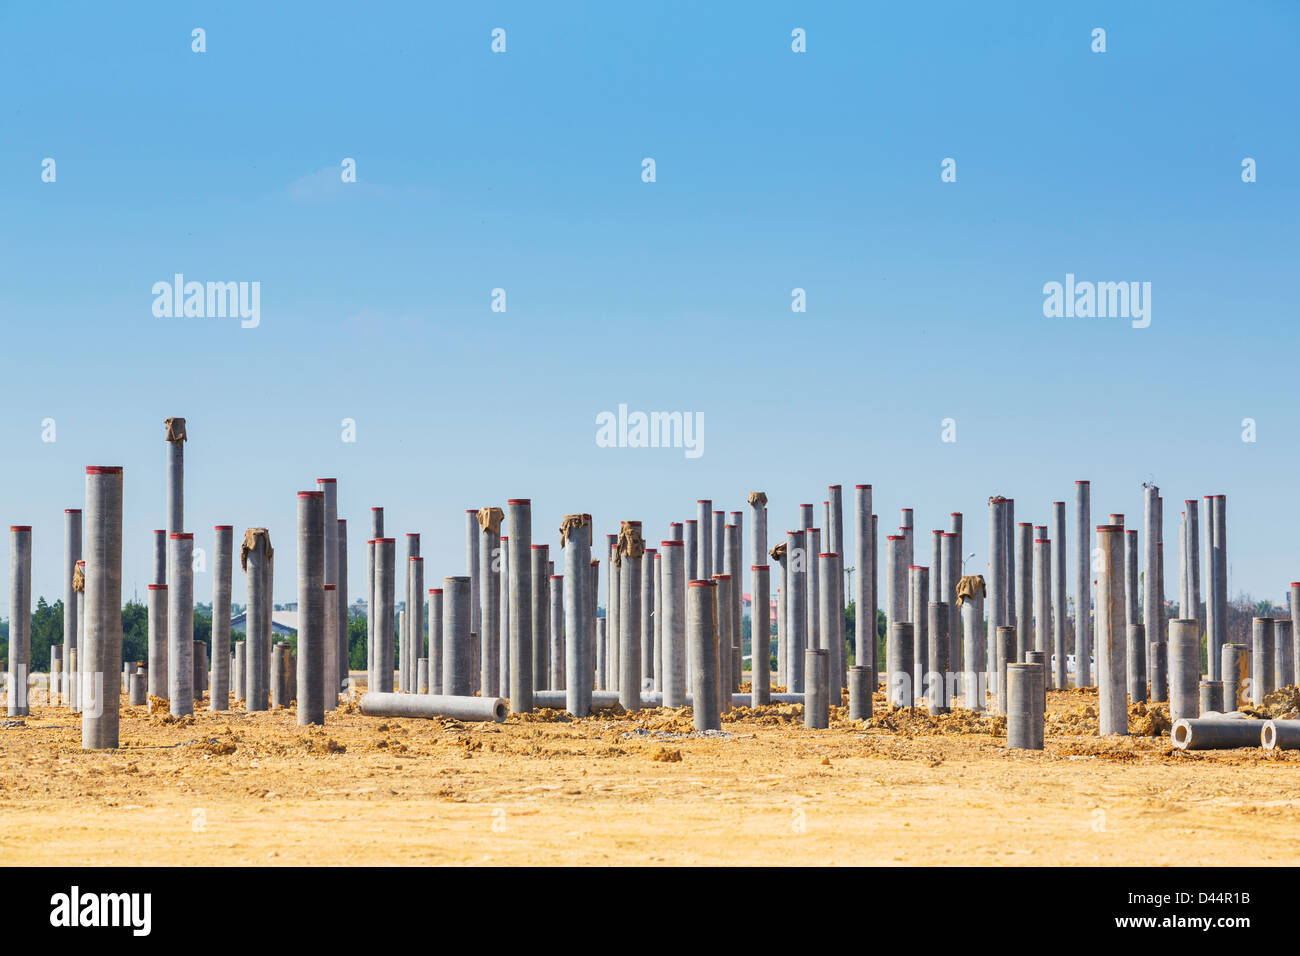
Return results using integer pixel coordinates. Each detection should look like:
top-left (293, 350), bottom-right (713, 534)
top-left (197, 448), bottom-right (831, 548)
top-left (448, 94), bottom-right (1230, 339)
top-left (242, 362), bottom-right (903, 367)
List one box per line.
top-left (5, 420), bottom-right (1300, 753)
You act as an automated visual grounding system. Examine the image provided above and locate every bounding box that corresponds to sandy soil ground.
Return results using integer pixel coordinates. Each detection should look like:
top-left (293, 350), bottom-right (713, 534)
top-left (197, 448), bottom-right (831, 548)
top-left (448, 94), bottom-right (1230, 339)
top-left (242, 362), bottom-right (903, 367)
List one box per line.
top-left (3, 678), bottom-right (1299, 866)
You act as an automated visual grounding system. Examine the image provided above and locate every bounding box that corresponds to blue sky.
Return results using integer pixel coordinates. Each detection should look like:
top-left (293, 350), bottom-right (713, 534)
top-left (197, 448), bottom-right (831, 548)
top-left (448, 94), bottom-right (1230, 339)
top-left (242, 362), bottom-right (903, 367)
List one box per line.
top-left (1, 1), bottom-right (1297, 615)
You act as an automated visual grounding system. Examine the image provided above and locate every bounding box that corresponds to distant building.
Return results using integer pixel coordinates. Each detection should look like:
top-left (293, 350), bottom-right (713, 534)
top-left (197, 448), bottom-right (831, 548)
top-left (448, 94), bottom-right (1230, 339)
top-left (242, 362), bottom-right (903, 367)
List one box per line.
top-left (229, 609), bottom-right (299, 636)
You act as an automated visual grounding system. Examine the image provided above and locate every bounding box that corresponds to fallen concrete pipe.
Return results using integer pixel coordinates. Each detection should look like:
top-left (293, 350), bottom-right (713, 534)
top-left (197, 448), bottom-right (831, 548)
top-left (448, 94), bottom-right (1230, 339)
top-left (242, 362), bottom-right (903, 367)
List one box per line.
top-left (1170, 716), bottom-right (1263, 751)
top-left (359, 691), bottom-right (507, 723)
top-left (1261, 719), bottom-right (1300, 751)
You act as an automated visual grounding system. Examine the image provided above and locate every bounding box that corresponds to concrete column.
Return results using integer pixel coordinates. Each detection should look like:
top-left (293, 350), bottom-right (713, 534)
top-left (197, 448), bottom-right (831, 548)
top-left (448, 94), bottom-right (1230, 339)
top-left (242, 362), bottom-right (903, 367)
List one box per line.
top-left (561, 518), bottom-right (591, 713)
top-left (466, 509), bottom-right (481, 645)
top-left (1142, 485), bottom-right (1162, 685)
top-left (618, 542), bottom-right (642, 712)
top-left (1204, 496), bottom-right (1219, 685)
top-left (669, 522), bottom-right (684, 543)
top-left (1025, 651), bottom-right (1047, 733)
top-left (652, 554), bottom-right (662, 691)
top-left (71, 582), bottom-right (83, 712)
top-left (244, 529), bottom-right (272, 711)
top-left (828, 484), bottom-right (844, 559)
top-left (751, 562), bottom-right (770, 705)
top-left (606, 535), bottom-right (619, 692)
top-left (403, 533), bottom-right (420, 693)
top-left (164, 419), bottom-right (185, 573)
top-left (1127, 623), bottom-right (1147, 703)
top-left (473, 515), bottom-right (499, 697)
top-left (1096, 524), bottom-right (1128, 735)
top-left (684, 521), bottom-right (698, 581)
top-left (527, 543), bottom-right (547, 692)
top-left (1003, 502), bottom-right (1013, 634)
top-left (927, 602), bottom-right (950, 714)
top-left (1291, 583), bottom-right (1300, 688)
top-left (7, 525), bottom-right (32, 717)
top-left (832, 553), bottom-right (846, 692)
top-left (848, 665), bottom-right (873, 720)
top-left (586, 543), bottom-right (597, 693)
top-left (506, 500), bottom-right (533, 713)
top-left (804, 648), bottom-right (829, 729)
top-left (234, 642), bottom-right (245, 702)
top-left (50, 646), bottom-right (63, 706)
top-left (1178, 511), bottom-right (1190, 631)
top-left (961, 591), bottom-right (985, 712)
top-left (712, 574), bottom-right (733, 710)
top-left (696, 500), bottom-right (712, 579)
top-left (297, 491), bottom-right (325, 725)
top-left (322, 583), bottom-right (338, 709)
top-left (887, 623), bottom-right (914, 708)
top-left (442, 576), bottom-right (471, 696)
top-left (1199, 680), bottom-right (1224, 714)
top-left (749, 494), bottom-right (767, 574)
top-left (775, 547), bottom-right (787, 688)
top-left (1276, 620), bottom-right (1293, 693)
top-left (1015, 523), bottom-right (1033, 661)
top-left (712, 511), bottom-right (725, 577)
top-left (1169, 618), bottom-right (1201, 721)
top-left (642, 547), bottom-right (657, 684)
top-left (270, 641), bottom-right (286, 707)
top-left (1150, 641), bottom-right (1168, 702)
top-left (153, 529), bottom-right (166, 587)
top-left (1212, 496), bottom-right (1228, 683)
top-left (209, 525), bottom-right (232, 710)
top-left (417, 658), bottom-right (429, 694)
top-left (128, 667), bottom-right (146, 706)
top-left (595, 617), bottom-right (608, 691)
top-left (61, 510), bottom-right (81, 705)
top-left (317, 479), bottom-right (338, 693)
top-left (167, 533), bottom-right (195, 716)
top-left (687, 580), bottom-right (720, 731)
top-left (405, 559), bottom-right (424, 700)
top-left (930, 530), bottom-right (943, 602)
top-left (900, 508), bottom-right (914, 570)
top-left (1006, 664), bottom-right (1040, 750)
top-left (1051, 501), bottom-right (1067, 690)
top-left (1033, 534), bottom-right (1050, 667)
top-left (988, 497), bottom-right (1007, 691)
top-left (854, 486), bottom-right (873, 674)
top-left (1252, 617), bottom-right (1275, 705)
top-left (191, 650), bottom-right (205, 705)
top-left (996, 626), bottom-right (1016, 716)
top-left (1073, 481), bottom-right (1091, 687)
top-left (82, 467), bottom-right (123, 748)
top-left (367, 508), bottom-right (383, 684)
top-left (871, 514), bottom-right (879, 683)
top-left (806, 528), bottom-right (821, 670)
top-left (1187, 501), bottom-right (1202, 676)
top-left (659, 540), bottom-right (686, 707)
top-left (786, 530), bottom-right (807, 692)
top-left (425, 588), bottom-right (442, 693)
top-left (818, 551), bottom-right (835, 668)
top-left (1124, 528), bottom-right (1140, 635)
top-left (942, 531), bottom-right (960, 679)
top-left (884, 533), bottom-right (908, 693)
top-left (542, 573), bottom-right (561, 691)
top-left (499, 535), bottom-right (510, 698)
top-left (730, 512), bottom-right (744, 689)
top-left (337, 519), bottom-right (349, 695)
top-left (908, 565), bottom-right (928, 708)
top-left (398, 608), bottom-right (408, 691)
top-left (1221, 643), bottom-right (1246, 710)
top-left (726, 523), bottom-right (743, 690)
